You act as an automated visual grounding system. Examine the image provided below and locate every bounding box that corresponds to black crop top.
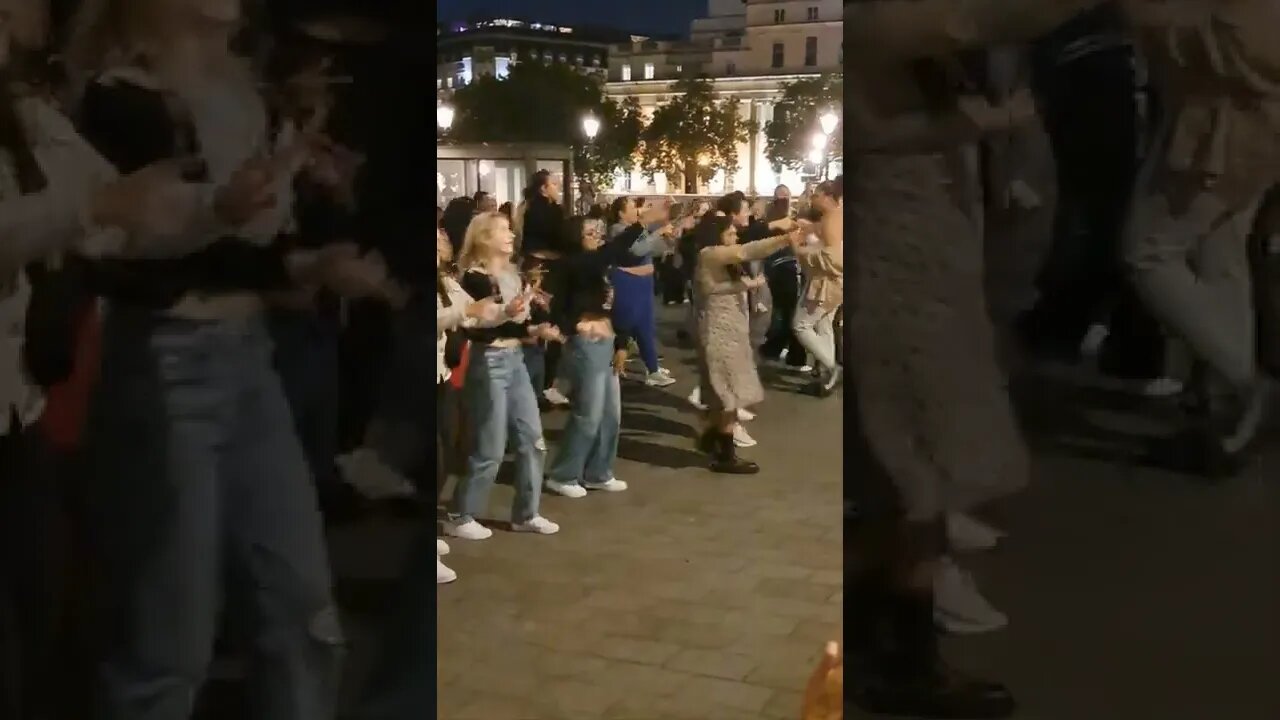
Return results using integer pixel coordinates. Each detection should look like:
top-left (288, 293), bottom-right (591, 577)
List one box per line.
top-left (459, 267), bottom-right (552, 345)
top-left (556, 223), bottom-right (648, 351)
top-left (76, 74), bottom-right (290, 308)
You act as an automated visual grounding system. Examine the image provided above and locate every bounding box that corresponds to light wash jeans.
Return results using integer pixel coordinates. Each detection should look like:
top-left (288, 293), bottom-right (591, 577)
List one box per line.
top-left (793, 300), bottom-right (838, 372)
top-left (450, 345), bottom-right (544, 524)
top-left (1124, 187), bottom-right (1261, 392)
top-left (86, 307), bottom-right (342, 720)
top-left (547, 336), bottom-right (621, 487)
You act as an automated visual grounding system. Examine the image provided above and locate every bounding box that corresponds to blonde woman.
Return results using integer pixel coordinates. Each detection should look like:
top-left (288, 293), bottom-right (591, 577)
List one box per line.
top-left (448, 211), bottom-right (563, 539)
top-left (64, 0), bottom-right (391, 717)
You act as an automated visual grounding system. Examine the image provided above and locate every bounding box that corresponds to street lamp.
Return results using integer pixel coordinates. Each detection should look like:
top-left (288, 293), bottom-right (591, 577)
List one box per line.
top-left (582, 114), bottom-right (600, 141)
top-left (819, 109), bottom-right (839, 136)
top-left (436, 104), bottom-right (455, 131)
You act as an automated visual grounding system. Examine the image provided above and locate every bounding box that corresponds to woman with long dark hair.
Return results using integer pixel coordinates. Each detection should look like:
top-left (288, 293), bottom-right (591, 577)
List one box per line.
top-left (843, 2), bottom-right (1101, 716)
top-left (691, 213), bottom-right (798, 474)
top-left (543, 210), bottom-right (680, 498)
top-left (514, 170), bottom-right (569, 401)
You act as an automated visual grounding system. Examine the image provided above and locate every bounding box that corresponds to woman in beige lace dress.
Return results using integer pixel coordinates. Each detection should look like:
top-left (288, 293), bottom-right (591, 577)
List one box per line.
top-left (693, 213), bottom-right (798, 474)
top-left (843, 1), bottom-right (1106, 717)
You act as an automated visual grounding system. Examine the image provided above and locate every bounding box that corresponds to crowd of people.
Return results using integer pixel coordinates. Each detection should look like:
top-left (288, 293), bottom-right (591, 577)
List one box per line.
top-left (433, 173), bottom-right (846, 583)
top-left (846, 1), bottom-right (1280, 719)
top-left (0, 0), bottom-right (445, 717)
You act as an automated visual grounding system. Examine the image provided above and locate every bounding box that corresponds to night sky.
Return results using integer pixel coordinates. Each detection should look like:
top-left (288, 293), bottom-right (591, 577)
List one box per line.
top-left (436, 0), bottom-right (706, 37)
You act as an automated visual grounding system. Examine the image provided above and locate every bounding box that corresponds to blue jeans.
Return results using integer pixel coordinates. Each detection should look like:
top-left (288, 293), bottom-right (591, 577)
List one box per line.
top-left (450, 345), bottom-right (544, 524)
top-left (521, 343), bottom-right (546, 399)
top-left (86, 307), bottom-right (342, 720)
top-left (548, 336), bottom-right (621, 486)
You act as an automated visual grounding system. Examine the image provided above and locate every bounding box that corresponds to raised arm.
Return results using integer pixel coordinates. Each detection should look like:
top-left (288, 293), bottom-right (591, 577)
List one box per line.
top-left (845, 0), bottom-right (1108, 60)
top-left (699, 235), bottom-right (787, 271)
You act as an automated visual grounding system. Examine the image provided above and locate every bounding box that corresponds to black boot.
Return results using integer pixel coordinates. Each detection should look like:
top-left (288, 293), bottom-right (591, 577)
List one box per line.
top-left (709, 432), bottom-right (759, 474)
top-left (850, 591), bottom-right (1016, 719)
top-left (696, 427), bottom-right (717, 454)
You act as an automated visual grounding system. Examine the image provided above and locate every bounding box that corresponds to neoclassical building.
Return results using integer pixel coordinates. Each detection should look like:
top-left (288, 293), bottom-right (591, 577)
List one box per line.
top-left (604, 0), bottom-right (843, 196)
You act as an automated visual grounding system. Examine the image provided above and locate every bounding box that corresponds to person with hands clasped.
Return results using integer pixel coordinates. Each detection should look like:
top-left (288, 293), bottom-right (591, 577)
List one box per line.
top-left (543, 215), bottom-right (653, 499)
top-left (447, 211), bottom-right (563, 540)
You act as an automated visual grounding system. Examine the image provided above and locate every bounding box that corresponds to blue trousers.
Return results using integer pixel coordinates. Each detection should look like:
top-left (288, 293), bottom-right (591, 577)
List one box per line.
top-left (610, 269), bottom-right (659, 373)
top-left (86, 308), bottom-right (343, 720)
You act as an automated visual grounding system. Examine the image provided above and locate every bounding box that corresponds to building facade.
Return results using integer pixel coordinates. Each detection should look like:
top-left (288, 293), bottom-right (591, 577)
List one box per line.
top-left (436, 18), bottom-right (635, 91)
top-left (606, 0), bottom-right (843, 196)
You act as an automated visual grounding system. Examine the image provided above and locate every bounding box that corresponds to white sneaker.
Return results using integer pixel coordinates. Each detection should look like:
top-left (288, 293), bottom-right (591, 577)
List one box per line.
top-left (436, 539), bottom-right (450, 556)
top-left (337, 448), bottom-right (418, 501)
top-left (736, 408), bottom-right (756, 422)
top-left (437, 557), bottom-right (457, 584)
top-left (933, 557), bottom-right (1007, 635)
top-left (543, 387), bottom-right (571, 406)
top-left (946, 512), bottom-right (1006, 553)
top-left (512, 515), bottom-right (560, 535)
top-left (646, 368), bottom-right (677, 387)
top-left (732, 424), bottom-right (757, 448)
top-left (584, 477), bottom-right (628, 492)
top-left (446, 519), bottom-right (493, 541)
top-left (688, 387), bottom-right (707, 410)
top-left (545, 480), bottom-right (588, 498)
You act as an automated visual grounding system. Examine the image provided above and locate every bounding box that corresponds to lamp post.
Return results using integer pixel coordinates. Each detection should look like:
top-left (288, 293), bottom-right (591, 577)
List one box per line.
top-left (436, 104), bottom-right (455, 133)
top-left (817, 109), bottom-right (839, 180)
top-left (810, 131), bottom-right (829, 181)
top-left (580, 114), bottom-right (601, 213)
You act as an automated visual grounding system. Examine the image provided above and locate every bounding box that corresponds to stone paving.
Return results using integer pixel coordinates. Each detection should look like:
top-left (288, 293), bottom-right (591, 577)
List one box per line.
top-left (428, 311), bottom-right (844, 720)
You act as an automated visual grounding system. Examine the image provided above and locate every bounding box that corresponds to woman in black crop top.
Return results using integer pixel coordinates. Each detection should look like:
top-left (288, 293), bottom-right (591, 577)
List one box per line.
top-left (445, 211), bottom-right (564, 541)
top-left (62, 2), bottom-right (388, 716)
top-left (541, 215), bottom-right (653, 498)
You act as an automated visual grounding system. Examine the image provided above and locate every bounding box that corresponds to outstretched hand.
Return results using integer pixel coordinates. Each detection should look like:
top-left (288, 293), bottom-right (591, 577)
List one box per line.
top-left (801, 641), bottom-right (843, 720)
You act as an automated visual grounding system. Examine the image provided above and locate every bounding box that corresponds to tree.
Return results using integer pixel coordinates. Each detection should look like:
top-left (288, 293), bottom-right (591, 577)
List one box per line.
top-left (763, 74), bottom-right (843, 173)
top-left (447, 61), bottom-right (640, 192)
top-left (638, 77), bottom-right (756, 194)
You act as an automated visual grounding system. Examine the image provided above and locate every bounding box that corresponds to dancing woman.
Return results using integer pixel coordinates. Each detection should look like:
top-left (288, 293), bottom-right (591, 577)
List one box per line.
top-left (607, 196), bottom-right (677, 387)
top-left (435, 228), bottom-right (504, 582)
top-left (842, 0), bottom-right (1104, 716)
top-left (693, 214), bottom-right (799, 474)
top-left (65, 0), bottom-right (393, 716)
top-left (447, 211), bottom-right (564, 540)
top-left (544, 213), bottom-right (677, 498)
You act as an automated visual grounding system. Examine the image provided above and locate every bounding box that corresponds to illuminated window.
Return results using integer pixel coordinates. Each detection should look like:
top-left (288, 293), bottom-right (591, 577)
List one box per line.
top-left (643, 63), bottom-right (655, 79)
top-left (495, 57), bottom-right (511, 79)
top-left (621, 64), bottom-right (632, 81)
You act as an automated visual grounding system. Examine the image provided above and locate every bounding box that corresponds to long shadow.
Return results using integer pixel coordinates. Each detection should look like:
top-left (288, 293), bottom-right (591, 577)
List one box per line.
top-left (1010, 371), bottom-right (1222, 476)
top-left (622, 407), bottom-right (695, 438)
top-left (617, 437), bottom-right (705, 469)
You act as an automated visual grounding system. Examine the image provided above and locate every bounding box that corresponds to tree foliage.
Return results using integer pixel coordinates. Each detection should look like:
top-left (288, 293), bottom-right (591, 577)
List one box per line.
top-left (763, 74), bottom-right (843, 172)
top-left (638, 77), bottom-right (756, 193)
top-left (447, 61), bottom-right (641, 189)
